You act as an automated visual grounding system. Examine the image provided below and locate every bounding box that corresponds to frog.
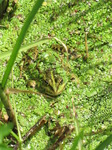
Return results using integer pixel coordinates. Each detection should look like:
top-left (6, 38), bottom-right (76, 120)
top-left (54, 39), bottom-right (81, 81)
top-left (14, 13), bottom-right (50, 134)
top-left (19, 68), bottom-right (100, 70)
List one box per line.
top-left (20, 46), bottom-right (67, 97)
top-left (40, 70), bottom-right (67, 96)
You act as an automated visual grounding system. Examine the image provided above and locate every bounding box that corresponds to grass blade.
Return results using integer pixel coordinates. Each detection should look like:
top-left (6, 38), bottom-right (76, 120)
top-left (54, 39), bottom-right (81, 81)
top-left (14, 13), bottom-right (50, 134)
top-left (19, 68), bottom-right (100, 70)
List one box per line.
top-left (1, 0), bottom-right (44, 89)
top-left (0, 37), bottom-right (51, 60)
top-left (95, 134), bottom-right (112, 150)
top-left (70, 131), bottom-right (83, 150)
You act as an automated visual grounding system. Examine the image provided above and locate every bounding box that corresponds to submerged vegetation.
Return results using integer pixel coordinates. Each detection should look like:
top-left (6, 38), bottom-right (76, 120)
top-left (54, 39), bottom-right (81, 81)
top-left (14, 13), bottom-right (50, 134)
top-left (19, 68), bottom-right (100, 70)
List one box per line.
top-left (0, 0), bottom-right (112, 149)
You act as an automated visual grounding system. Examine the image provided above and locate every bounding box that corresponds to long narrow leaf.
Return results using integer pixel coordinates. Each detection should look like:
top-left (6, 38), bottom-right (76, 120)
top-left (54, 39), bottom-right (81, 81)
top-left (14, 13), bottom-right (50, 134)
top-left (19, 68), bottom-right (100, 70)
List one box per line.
top-left (0, 37), bottom-right (51, 60)
top-left (70, 131), bottom-right (83, 150)
top-left (0, 123), bottom-right (13, 144)
top-left (95, 134), bottom-right (112, 150)
top-left (0, 144), bottom-right (12, 150)
top-left (1, 0), bottom-right (44, 89)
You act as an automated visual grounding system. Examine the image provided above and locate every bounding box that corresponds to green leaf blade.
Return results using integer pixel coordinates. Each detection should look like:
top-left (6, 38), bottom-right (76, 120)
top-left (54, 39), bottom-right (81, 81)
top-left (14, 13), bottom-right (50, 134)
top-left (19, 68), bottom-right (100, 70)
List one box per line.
top-left (1, 0), bottom-right (44, 89)
top-left (95, 134), bottom-right (112, 150)
top-left (0, 123), bottom-right (13, 144)
top-left (70, 131), bottom-right (83, 150)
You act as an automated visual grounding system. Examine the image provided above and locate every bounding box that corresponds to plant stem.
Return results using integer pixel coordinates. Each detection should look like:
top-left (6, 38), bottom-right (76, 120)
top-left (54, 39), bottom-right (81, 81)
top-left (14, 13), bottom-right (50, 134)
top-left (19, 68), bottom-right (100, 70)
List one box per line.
top-left (11, 69), bottom-right (22, 148)
top-left (0, 86), bottom-right (17, 127)
top-left (8, 88), bottom-right (53, 99)
top-left (85, 32), bottom-right (89, 59)
top-left (54, 37), bottom-right (68, 60)
top-left (72, 97), bottom-right (82, 150)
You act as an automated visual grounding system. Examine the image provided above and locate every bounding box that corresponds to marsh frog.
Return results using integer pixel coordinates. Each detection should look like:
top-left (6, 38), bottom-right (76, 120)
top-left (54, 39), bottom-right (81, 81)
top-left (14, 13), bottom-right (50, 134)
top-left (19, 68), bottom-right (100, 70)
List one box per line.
top-left (20, 47), bottom-right (67, 96)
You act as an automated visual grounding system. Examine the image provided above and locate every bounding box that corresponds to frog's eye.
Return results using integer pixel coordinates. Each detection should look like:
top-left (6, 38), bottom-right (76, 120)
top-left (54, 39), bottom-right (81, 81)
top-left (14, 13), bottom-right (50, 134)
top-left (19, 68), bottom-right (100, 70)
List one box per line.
top-left (27, 80), bottom-right (36, 88)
